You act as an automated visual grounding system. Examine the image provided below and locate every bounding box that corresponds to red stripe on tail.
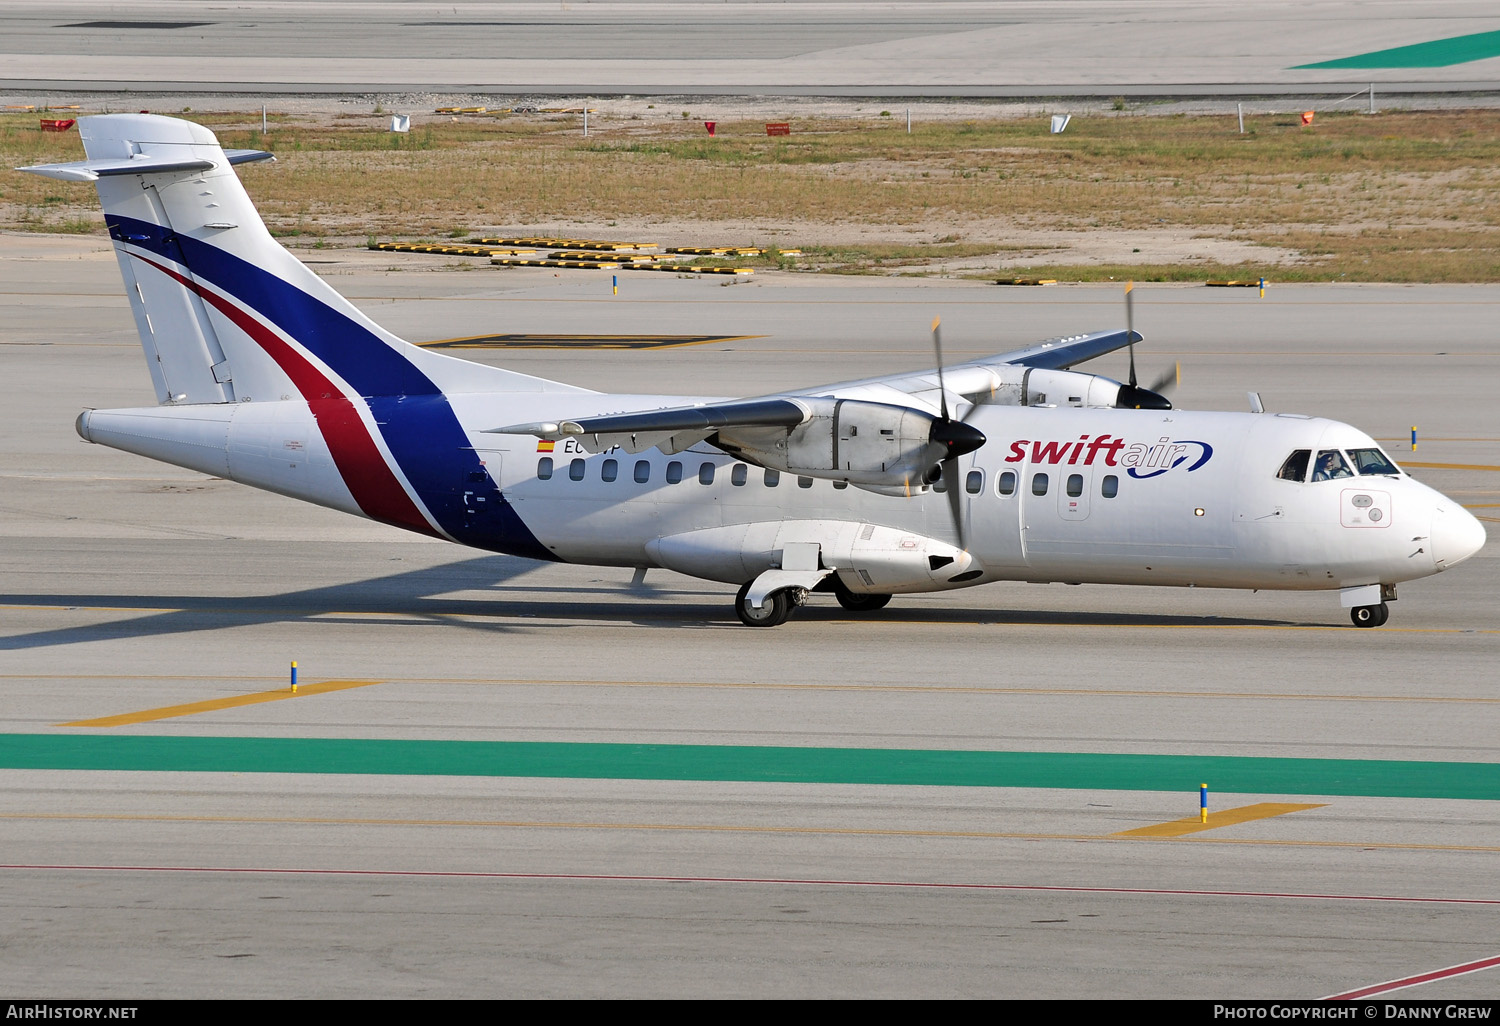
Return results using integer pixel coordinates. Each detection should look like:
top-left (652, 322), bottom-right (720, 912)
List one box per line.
top-left (132, 253), bottom-right (439, 537)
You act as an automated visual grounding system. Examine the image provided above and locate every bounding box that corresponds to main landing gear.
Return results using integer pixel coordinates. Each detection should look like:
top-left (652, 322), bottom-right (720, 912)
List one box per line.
top-left (1350, 602), bottom-right (1389, 628)
top-left (735, 580), bottom-right (803, 627)
top-left (829, 574), bottom-right (891, 613)
top-left (734, 578), bottom-right (895, 626)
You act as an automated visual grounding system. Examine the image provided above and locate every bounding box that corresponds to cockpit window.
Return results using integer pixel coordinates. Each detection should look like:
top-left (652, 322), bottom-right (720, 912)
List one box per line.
top-left (1348, 447), bottom-right (1401, 476)
top-left (1311, 449), bottom-right (1354, 481)
top-left (1276, 449), bottom-right (1310, 482)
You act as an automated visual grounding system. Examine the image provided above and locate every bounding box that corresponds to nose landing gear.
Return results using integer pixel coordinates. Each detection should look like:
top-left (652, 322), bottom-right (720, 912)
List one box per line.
top-left (1350, 602), bottom-right (1389, 628)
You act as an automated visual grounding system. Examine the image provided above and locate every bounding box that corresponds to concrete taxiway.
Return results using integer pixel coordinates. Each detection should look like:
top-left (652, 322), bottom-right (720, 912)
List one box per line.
top-left (3, 1), bottom-right (1500, 97)
top-left (1, 236), bottom-right (1497, 998)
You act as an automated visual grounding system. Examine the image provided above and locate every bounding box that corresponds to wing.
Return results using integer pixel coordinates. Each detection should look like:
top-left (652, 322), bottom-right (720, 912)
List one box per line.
top-left (489, 327), bottom-right (1155, 490)
top-left (783, 328), bottom-right (1139, 410)
top-left (492, 398), bottom-right (809, 454)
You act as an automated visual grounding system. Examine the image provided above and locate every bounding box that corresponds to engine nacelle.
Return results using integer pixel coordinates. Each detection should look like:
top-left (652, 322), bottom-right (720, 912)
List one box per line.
top-left (988, 366), bottom-right (1126, 407)
top-left (715, 398), bottom-right (946, 490)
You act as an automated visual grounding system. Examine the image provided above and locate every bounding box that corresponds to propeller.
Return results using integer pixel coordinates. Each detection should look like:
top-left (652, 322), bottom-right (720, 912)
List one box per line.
top-left (1113, 282), bottom-right (1175, 410)
top-left (927, 316), bottom-right (986, 551)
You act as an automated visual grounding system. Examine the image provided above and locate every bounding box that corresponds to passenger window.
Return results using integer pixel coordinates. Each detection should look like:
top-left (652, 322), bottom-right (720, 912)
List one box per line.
top-left (997, 470), bottom-right (1016, 496)
top-left (1032, 473), bottom-right (1049, 496)
top-left (1066, 474), bottom-right (1083, 497)
top-left (1277, 449), bottom-right (1310, 482)
top-left (537, 457), bottom-right (553, 480)
top-left (764, 469), bottom-right (780, 487)
top-left (634, 460), bottom-right (650, 483)
top-left (832, 480), bottom-right (848, 490)
top-left (731, 464), bottom-right (748, 486)
top-left (797, 476), bottom-right (813, 489)
top-left (568, 458), bottom-right (585, 481)
top-left (965, 470), bottom-right (983, 495)
top-left (666, 461), bottom-right (683, 484)
top-left (1348, 447), bottom-right (1400, 476)
top-left (601, 458), bottom-right (618, 483)
top-left (698, 463), bottom-right (715, 485)
top-left (1101, 474), bottom-right (1118, 498)
top-left (1311, 449), bottom-right (1354, 482)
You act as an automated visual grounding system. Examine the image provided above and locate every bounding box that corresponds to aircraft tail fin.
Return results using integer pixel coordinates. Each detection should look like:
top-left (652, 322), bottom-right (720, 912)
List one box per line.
top-left (19, 114), bottom-right (581, 405)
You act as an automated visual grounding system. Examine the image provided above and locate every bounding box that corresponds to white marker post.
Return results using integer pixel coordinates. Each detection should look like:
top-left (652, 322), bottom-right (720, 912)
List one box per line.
top-left (1238, 103), bottom-right (1244, 134)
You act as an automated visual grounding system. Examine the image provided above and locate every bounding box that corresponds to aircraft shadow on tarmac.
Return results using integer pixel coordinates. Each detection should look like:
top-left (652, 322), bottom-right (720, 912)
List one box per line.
top-left (0, 554), bottom-right (1310, 650)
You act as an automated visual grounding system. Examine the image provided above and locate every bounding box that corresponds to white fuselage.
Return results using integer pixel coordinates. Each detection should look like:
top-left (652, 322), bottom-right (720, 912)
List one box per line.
top-left (78, 393), bottom-right (1481, 600)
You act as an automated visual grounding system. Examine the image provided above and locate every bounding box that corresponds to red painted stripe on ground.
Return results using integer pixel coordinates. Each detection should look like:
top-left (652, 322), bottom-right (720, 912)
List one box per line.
top-left (1324, 954), bottom-right (1500, 999)
top-left (6, 864), bottom-right (1500, 905)
top-left (131, 253), bottom-right (438, 536)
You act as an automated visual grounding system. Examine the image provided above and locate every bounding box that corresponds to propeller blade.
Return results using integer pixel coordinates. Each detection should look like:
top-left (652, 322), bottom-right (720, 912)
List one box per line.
top-left (943, 457), bottom-right (965, 552)
top-left (1124, 281), bottom-right (1137, 388)
top-left (931, 316), bottom-right (950, 421)
top-left (926, 314), bottom-right (985, 550)
top-left (929, 417), bottom-right (985, 552)
top-left (1148, 361), bottom-right (1180, 396)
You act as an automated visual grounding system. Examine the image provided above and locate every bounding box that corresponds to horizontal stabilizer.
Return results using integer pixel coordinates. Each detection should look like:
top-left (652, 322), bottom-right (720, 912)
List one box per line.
top-left (19, 149), bottom-right (272, 182)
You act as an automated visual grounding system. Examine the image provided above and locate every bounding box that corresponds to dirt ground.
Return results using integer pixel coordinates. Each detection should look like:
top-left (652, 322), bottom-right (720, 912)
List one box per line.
top-left (6, 89), bottom-right (1496, 277)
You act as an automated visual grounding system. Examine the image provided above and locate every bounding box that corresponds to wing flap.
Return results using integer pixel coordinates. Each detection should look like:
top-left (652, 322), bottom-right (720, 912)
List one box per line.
top-left (491, 398), bottom-right (809, 453)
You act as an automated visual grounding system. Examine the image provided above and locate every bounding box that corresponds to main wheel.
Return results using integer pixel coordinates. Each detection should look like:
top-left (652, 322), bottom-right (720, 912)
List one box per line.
top-left (736, 581), bottom-right (793, 627)
top-left (829, 573), bottom-right (892, 613)
top-left (835, 590), bottom-right (892, 612)
top-left (1350, 602), bottom-right (1388, 628)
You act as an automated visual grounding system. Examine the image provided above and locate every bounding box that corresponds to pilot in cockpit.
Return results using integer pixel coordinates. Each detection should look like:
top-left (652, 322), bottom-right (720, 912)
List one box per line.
top-left (1312, 450), bottom-right (1354, 482)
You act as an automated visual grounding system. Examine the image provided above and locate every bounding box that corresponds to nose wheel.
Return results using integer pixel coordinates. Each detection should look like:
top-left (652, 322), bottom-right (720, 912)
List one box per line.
top-left (1350, 602), bottom-right (1389, 628)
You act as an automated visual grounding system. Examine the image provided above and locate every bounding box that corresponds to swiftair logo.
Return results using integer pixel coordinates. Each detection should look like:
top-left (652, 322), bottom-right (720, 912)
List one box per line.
top-left (1002, 434), bottom-right (1213, 478)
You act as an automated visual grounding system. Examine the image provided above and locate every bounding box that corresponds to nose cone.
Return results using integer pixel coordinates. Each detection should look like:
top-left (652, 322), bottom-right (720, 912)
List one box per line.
top-left (1432, 503), bottom-right (1486, 569)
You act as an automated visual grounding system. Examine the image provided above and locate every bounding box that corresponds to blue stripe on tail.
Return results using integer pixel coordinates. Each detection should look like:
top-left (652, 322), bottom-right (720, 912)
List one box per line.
top-left (107, 214), bottom-right (558, 562)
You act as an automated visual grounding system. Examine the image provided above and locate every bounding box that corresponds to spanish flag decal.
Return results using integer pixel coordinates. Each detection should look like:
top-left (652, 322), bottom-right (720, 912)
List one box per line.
top-left (536, 439), bottom-right (555, 453)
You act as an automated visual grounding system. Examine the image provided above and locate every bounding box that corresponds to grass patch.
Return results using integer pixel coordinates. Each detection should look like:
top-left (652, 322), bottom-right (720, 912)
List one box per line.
top-left (4, 109), bottom-right (1500, 279)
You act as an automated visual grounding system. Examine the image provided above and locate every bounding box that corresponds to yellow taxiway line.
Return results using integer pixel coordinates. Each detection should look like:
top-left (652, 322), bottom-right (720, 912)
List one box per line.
top-left (1112, 802), bottom-right (1326, 838)
top-left (11, 672), bottom-right (1498, 707)
top-left (62, 679), bottom-right (382, 728)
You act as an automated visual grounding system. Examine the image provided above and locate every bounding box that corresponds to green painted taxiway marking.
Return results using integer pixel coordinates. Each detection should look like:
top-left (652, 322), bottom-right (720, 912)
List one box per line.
top-left (1295, 30), bottom-right (1500, 69)
top-left (3, 735), bottom-right (1498, 800)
